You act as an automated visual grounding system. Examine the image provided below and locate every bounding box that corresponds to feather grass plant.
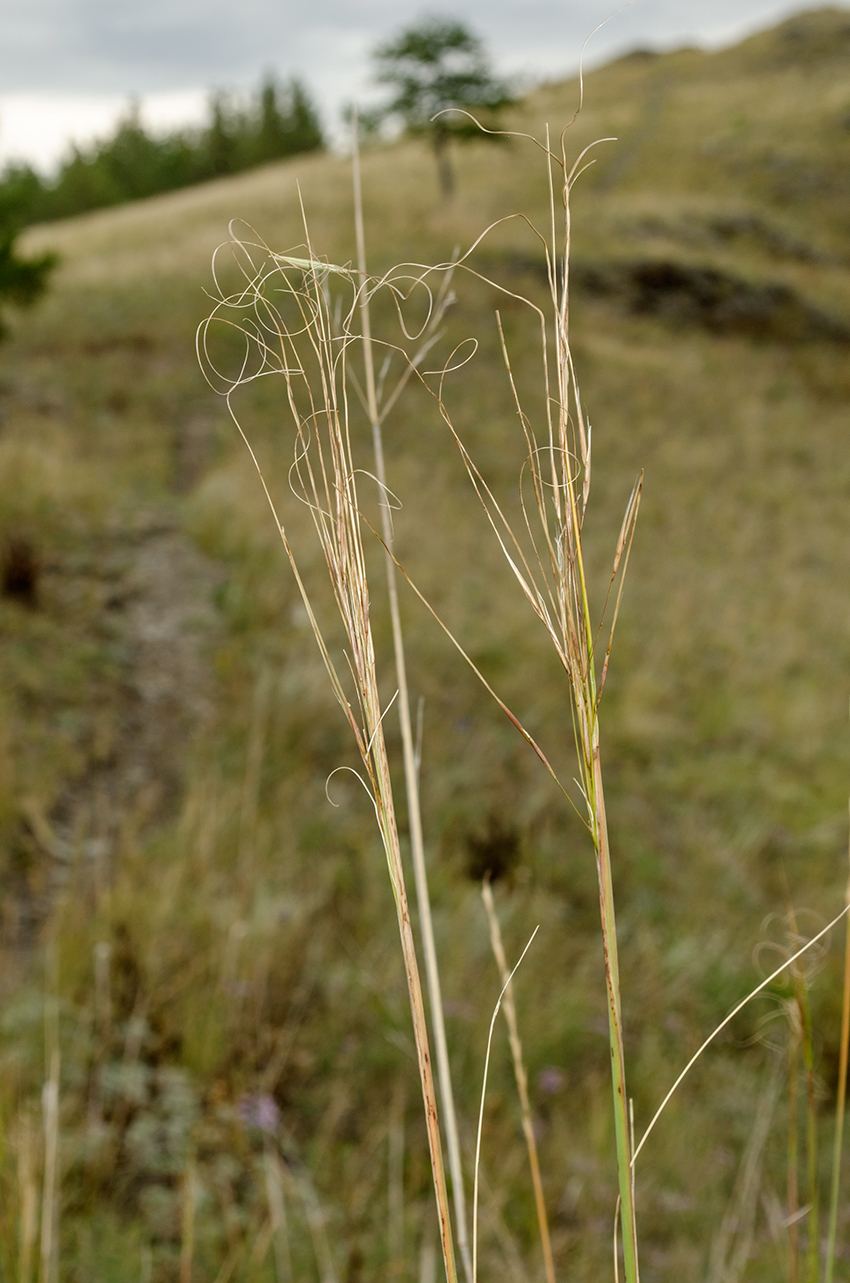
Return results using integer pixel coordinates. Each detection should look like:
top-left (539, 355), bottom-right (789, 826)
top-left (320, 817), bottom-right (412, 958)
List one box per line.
top-left (199, 107), bottom-right (647, 1276)
top-left (198, 220), bottom-right (460, 1283)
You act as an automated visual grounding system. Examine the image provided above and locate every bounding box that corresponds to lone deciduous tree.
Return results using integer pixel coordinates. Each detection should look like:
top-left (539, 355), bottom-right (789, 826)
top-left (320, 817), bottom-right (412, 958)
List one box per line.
top-left (373, 17), bottom-right (513, 199)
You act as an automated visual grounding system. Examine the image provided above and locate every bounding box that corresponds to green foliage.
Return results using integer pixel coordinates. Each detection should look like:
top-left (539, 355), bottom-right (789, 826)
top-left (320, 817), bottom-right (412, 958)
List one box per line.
top-left (0, 233), bottom-right (55, 334)
top-left (0, 75), bottom-right (324, 228)
top-left (0, 174), bottom-right (56, 335)
top-left (373, 17), bottom-right (513, 195)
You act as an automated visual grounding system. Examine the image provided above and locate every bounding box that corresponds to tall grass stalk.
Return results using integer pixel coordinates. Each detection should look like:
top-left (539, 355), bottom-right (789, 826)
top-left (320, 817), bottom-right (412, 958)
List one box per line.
top-left (200, 223), bottom-right (458, 1283)
top-left (414, 121), bottom-right (642, 1281)
top-left (351, 116), bottom-right (472, 1283)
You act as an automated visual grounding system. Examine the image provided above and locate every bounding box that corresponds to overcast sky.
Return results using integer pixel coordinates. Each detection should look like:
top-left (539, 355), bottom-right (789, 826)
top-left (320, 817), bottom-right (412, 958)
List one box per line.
top-left (1, 0), bottom-right (844, 170)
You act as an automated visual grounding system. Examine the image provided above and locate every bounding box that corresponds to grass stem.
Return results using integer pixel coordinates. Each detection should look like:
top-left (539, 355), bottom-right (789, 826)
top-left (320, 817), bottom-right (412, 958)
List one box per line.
top-left (592, 745), bottom-right (639, 1282)
top-left (352, 113), bottom-right (471, 1283)
top-left (414, 121), bottom-right (643, 1282)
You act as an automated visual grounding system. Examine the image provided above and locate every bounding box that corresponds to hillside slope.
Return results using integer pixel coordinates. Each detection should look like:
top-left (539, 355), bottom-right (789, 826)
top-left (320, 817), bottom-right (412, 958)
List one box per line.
top-left (2, 8), bottom-right (850, 1280)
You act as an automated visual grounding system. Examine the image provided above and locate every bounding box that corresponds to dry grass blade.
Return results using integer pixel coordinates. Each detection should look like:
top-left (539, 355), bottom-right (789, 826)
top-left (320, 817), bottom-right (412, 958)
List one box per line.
top-left (472, 927), bottom-right (539, 1283)
top-left (633, 903), bottom-right (850, 1165)
top-left (379, 545), bottom-right (565, 792)
top-left (481, 881), bottom-right (555, 1283)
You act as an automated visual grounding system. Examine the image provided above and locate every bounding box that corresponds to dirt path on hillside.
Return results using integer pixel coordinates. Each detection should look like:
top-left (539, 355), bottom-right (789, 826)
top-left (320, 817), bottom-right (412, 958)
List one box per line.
top-left (9, 513), bottom-right (224, 946)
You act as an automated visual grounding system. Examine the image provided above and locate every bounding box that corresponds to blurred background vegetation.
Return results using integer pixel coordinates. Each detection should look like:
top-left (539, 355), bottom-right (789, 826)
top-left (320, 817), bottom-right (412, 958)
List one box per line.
top-left (1, 6), bottom-right (850, 1281)
top-left (0, 75), bottom-right (323, 229)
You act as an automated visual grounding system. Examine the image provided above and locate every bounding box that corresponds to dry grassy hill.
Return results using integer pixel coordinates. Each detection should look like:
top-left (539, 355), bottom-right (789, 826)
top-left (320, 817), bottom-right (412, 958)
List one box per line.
top-left (2, 8), bottom-right (850, 1280)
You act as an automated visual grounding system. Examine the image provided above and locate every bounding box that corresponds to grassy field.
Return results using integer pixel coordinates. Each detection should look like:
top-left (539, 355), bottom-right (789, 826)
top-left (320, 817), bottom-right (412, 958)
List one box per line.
top-left (2, 7), bottom-right (850, 1280)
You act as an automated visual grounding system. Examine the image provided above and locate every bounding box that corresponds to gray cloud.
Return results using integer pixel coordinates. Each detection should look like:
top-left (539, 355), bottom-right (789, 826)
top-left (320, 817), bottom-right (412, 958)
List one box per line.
top-left (0, 1), bottom-right (844, 109)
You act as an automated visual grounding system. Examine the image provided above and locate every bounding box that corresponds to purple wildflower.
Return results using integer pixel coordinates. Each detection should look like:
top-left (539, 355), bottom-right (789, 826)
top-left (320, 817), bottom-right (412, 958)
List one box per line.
top-left (236, 1092), bottom-right (280, 1134)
